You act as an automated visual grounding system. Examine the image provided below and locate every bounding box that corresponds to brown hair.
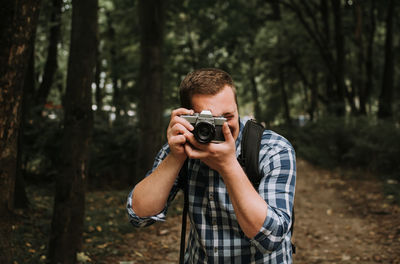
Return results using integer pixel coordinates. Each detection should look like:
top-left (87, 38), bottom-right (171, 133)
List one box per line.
top-left (179, 68), bottom-right (237, 109)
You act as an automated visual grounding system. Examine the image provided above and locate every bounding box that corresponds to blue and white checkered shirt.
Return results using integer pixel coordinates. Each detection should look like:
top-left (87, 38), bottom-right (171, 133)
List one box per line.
top-left (127, 119), bottom-right (296, 263)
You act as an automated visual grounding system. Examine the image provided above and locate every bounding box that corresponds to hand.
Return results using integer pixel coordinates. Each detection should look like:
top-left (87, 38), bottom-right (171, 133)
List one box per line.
top-left (167, 108), bottom-right (194, 161)
top-left (184, 122), bottom-right (237, 174)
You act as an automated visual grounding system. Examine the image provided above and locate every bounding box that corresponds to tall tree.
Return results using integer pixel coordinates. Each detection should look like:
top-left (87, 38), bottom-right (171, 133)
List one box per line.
top-left (14, 39), bottom-right (36, 209)
top-left (363, 0), bottom-right (376, 115)
top-left (106, 11), bottom-right (122, 124)
top-left (48, 0), bottom-right (98, 262)
top-left (283, 0), bottom-right (348, 116)
top-left (35, 0), bottom-right (63, 108)
top-left (378, 0), bottom-right (395, 119)
top-left (330, 0), bottom-right (347, 116)
top-left (0, 1), bottom-right (40, 262)
top-left (136, 0), bottom-right (165, 181)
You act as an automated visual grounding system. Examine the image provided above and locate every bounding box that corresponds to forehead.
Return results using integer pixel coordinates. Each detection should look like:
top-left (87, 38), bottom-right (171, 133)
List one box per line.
top-left (191, 85), bottom-right (237, 116)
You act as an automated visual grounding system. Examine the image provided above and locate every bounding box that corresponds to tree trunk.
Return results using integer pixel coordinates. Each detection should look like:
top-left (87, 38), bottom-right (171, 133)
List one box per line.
top-left (94, 47), bottom-right (105, 119)
top-left (286, 0), bottom-right (343, 116)
top-left (378, 0), bottom-right (394, 119)
top-left (48, 0), bottom-right (97, 263)
top-left (15, 38), bottom-right (36, 209)
top-left (136, 0), bottom-right (165, 182)
top-left (0, 1), bottom-right (40, 262)
top-left (353, 0), bottom-right (366, 115)
top-left (307, 71), bottom-right (319, 121)
top-left (364, 0), bottom-right (376, 115)
top-left (35, 0), bottom-right (63, 108)
top-left (250, 75), bottom-right (261, 121)
top-left (106, 11), bottom-right (122, 124)
top-left (249, 57), bottom-right (261, 121)
top-left (279, 66), bottom-right (291, 126)
top-left (331, 0), bottom-right (347, 116)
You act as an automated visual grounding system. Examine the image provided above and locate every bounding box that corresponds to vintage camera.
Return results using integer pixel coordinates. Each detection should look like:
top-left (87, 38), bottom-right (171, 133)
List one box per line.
top-left (181, 110), bottom-right (227, 143)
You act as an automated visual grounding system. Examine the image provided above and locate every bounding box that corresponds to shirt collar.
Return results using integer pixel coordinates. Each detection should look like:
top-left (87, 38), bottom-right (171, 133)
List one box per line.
top-left (235, 117), bottom-right (246, 154)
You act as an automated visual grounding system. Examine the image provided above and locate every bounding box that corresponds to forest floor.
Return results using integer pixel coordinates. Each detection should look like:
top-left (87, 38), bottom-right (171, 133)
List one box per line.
top-left (13, 158), bottom-right (400, 263)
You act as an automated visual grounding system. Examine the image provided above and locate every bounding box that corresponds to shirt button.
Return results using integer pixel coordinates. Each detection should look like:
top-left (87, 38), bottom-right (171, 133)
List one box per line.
top-left (212, 219), bottom-right (217, 226)
top-left (214, 247), bottom-right (218, 253)
top-left (209, 193), bottom-right (214, 200)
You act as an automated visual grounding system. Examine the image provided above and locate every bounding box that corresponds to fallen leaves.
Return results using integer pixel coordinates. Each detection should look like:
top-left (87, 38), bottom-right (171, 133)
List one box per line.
top-left (76, 252), bottom-right (92, 263)
top-left (12, 161), bottom-right (400, 264)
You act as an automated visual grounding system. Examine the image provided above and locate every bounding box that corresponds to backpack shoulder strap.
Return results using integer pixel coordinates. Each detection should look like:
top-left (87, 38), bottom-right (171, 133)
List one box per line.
top-left (237, 119), bottom-right (265, 188)
top-left (237, 120), bottom-right (296, 253)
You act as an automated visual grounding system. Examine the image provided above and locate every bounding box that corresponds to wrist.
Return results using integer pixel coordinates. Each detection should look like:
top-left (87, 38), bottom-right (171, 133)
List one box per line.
top-left (168, 151), bottom-right (187, 165)
top-left (219, 157), bottom-right (241, 176)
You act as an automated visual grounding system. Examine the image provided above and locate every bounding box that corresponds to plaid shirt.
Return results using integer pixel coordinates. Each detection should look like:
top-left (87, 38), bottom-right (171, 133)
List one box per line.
top-left (127, 119), bottom-right (296, 263)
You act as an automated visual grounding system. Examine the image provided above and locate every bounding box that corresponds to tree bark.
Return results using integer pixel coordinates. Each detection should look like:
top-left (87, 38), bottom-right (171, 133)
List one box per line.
top-left (94, 47), bottom-right (104, 118)
top-left (0, 1), bottom-right (40, 262)
top-left (106, 11), bottom-right (122, 124)
top-left (310, 72), bottom-right (318, 121)
top-left (330, 0), bottom-right (347, 116)
top-left (249, 56), bottom-right (261, 121)
top-left (279, 66), bottom-right (291, 126)
top-left (14, 39), bottom-right (36, 209)
top-left (136, 0), bottom-right (165, 182)
top-left (285, 0), bottom-right (345, 116)
top-left (35, 0), bottom-right (63, 108)
top-left (378, 0), bottom-right (394, 119)
top-left (364, 0), bottom-right (376, 115)
top-left (353, 0), bottom-right (366, 115)
top-left (48, 0), bottom-right (97, 263)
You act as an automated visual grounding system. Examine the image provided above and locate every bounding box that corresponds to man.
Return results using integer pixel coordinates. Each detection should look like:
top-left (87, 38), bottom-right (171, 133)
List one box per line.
top-left (127, 68), bottom-right (296, 263)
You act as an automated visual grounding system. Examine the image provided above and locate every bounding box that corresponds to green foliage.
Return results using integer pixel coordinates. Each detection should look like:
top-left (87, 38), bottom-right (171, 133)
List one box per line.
top-left (89, 115), bottom-right (139, 188)
top-left (22, 112), bottom-right (63, 183)
top-left (22, 112), bottom-right (139, 187)
top-left (276, 117), bottom-right (400, 180)
top-left (28, 0), bottom-right (400, 185)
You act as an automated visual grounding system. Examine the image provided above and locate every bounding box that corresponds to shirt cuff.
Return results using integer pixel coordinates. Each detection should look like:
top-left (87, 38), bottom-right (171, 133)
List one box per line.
top-left (249, 204), bottom-right (290, 253)
top-left (126, 189), bottom-right (166, 227)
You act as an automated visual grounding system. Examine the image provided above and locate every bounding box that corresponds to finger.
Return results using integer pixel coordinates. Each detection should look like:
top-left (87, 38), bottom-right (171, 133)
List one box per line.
top-left (184, 132), bottom-right (208, 151)
top-left (222, 122), bottom-right (234, 143)
top-left (169, 134), bottom-right (186, 145)
top-left (169, 123), bottom-right (188, 137)
top-left (171, 108), bottom-right (194, 119)
top-left (184, 143), bottom-right (207, 159)
top-left (170, 115), bottom-right (194, 132)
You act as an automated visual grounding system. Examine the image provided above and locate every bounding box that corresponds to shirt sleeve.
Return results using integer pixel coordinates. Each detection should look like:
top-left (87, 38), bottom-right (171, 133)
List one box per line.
top-left (249, 134), bottom-right (296, 253)
top-left (126, 143), bottom-right (181, 228)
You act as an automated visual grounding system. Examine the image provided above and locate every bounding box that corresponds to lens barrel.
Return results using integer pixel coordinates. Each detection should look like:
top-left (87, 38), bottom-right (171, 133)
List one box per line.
top-left (193, 121), bottom-right (215, 143)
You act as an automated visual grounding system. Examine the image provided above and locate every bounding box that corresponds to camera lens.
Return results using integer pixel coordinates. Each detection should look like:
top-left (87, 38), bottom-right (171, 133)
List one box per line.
top-left (194, 121), bottom-right (215, 143)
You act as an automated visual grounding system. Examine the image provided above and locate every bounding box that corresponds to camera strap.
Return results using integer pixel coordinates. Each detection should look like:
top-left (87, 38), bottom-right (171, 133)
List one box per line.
top-left (178, 159), bottom-right (189, 264)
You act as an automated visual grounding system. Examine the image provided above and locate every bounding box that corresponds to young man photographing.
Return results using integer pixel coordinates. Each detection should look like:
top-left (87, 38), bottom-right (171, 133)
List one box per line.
top-left (127, 68), bottom-right (296, 263)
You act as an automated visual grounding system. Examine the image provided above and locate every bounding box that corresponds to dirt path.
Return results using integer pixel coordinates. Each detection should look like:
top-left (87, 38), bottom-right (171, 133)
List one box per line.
top-left (293, 159), bottom-right (400, 263)
top-left (107, 159), bottom-right (400, 263)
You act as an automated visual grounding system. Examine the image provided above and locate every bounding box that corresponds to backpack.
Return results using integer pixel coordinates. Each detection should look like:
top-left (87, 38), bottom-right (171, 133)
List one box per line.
top-left (179, 120), bottom-right (295, 264)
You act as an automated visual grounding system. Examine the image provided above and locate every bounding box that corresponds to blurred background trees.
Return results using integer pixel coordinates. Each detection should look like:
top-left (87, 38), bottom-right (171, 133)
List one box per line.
top-left (18, 0), bottom-right (400, 187)
top-left (1, 0), bottom-right (399, 262)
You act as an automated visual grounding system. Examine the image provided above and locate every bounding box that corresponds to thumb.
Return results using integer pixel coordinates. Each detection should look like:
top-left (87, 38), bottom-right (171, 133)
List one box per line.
top-left (222, 122), bottom-right (234, 142)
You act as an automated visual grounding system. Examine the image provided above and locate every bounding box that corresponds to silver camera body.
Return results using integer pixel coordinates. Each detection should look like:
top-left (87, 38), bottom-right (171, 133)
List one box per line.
top-left (181, 110), bottom-right (227, 143)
